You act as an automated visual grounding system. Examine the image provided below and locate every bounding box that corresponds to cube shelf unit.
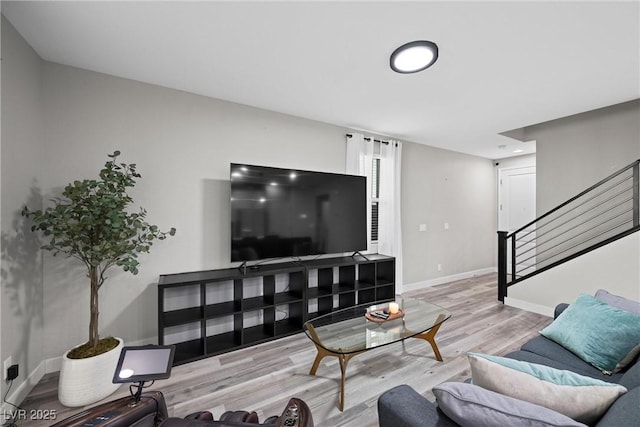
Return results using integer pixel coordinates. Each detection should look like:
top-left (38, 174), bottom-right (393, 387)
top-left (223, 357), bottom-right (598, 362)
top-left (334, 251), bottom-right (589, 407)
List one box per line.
top-left (305, 255), bottom-right (396, 319)
top-left (158, 254), bottom-right (395, 365)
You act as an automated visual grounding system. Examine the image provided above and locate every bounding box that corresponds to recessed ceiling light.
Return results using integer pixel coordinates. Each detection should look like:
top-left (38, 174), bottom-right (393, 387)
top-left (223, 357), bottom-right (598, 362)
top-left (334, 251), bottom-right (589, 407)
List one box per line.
top-left (390, 41), bottom-right (439, 74)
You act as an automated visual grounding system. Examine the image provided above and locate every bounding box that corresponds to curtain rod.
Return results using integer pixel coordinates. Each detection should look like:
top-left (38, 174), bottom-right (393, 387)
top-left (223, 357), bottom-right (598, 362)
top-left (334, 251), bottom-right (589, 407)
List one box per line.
top-left (346, 133), bottom-right (390, 145)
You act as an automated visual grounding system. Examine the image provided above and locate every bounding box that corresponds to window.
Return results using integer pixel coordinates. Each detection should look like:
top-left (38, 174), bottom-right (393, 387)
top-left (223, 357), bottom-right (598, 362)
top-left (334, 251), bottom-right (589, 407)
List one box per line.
top-left (371, 155), bottom-right (380, 243)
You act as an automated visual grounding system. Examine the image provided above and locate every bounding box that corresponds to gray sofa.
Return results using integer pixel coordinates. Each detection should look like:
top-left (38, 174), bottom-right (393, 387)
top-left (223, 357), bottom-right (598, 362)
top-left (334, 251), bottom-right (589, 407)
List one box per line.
top-left (378, 302), bottom-right (640, 427)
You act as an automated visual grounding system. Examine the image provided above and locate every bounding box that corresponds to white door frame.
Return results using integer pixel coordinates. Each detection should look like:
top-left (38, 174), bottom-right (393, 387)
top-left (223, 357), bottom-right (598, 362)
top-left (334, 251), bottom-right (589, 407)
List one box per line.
top-left (498, 165), bottom-right (536, 277)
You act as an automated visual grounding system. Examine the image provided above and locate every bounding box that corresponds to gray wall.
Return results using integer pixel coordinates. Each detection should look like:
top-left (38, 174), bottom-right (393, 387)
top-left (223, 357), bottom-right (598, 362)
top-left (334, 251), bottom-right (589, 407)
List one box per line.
top-left (526, 100), bottom-right (640, 214)
top-left (39, 60), bottom-right (349, 359)
top-left (508, 232), bottom-right (639, 314)
top-left (1, 16), bottom-right (498, 403)
top-left (402, 143), bottom-right (496, 285)
top-left (0, 16), bottom-right (44, 403)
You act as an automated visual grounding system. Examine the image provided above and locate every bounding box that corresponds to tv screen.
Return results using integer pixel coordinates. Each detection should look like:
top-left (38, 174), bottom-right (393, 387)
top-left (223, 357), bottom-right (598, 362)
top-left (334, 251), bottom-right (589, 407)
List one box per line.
top-left (231, 163), bottom-right (367, 262)
top-left (112, 345), bottom-right (175, 384)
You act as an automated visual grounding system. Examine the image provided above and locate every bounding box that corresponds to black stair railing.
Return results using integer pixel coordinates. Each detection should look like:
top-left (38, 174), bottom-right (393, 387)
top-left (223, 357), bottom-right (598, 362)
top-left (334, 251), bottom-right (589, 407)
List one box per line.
top-left (498, 159), bottom-right (640, 302)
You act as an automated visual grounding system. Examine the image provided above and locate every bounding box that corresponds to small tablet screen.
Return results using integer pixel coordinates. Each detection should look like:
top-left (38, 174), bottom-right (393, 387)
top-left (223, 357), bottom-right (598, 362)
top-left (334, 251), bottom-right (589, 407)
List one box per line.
top-left (112, 345), bottom-right (175, 384)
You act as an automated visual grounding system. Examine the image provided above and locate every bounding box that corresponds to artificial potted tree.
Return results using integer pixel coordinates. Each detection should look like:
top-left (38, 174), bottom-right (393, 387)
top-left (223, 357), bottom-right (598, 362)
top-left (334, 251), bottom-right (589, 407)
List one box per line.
top-left (23, 151), bottom-right (175, 407)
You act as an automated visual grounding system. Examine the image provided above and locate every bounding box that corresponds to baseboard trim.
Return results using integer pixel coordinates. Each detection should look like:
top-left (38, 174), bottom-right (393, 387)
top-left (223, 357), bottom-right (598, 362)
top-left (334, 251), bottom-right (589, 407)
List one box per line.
top-left (402, 267), bottom-right (497, 293)
top-left (504, 297), bottom-right (554, 317)
top-left (45, 354), bottom-right (62, 374)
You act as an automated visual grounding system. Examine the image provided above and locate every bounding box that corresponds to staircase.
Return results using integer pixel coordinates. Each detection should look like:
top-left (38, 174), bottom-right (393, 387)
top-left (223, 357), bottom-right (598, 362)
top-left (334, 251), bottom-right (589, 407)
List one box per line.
top-left (497, 159), bottom-right (639, 302)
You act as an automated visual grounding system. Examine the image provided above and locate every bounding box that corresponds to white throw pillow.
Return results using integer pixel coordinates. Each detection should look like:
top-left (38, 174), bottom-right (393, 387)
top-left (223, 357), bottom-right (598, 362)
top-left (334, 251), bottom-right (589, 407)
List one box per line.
top-left (468, 353), bottom-right (627, 425)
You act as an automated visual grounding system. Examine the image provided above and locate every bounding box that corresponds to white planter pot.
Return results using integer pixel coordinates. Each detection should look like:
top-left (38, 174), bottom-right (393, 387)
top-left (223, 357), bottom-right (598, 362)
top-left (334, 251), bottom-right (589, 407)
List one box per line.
top-left (58, 337), bottom-right (123, 407)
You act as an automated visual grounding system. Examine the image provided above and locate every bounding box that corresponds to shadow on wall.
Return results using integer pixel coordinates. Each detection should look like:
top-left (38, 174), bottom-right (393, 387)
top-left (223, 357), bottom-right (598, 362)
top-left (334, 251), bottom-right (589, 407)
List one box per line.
top-left (203, 178), bottom-right (231, 268)
top-left (100, 178), bottom-right (232, 344)
top-left (1, 186), bottom-right (44, 379)
top-left (104, 278), bottom-right (158, 345)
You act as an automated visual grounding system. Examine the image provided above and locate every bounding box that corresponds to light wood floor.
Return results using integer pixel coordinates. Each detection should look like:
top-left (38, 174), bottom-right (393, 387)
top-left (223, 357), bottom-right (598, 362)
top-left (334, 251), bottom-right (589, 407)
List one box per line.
top-left (18, 273), bottom-right (552, 427)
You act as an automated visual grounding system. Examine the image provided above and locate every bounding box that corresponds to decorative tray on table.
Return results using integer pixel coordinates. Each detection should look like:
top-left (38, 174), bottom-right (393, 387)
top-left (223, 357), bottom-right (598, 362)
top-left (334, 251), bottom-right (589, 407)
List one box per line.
top-left (365, 308), bottom-right (405, 323)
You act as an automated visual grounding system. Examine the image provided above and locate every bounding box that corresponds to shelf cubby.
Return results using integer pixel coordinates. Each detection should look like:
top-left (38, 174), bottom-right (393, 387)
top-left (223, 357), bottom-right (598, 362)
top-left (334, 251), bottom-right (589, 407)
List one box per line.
top-left (377, 260), bottom-right (396, 284)
top-left (275, 302), bottom-right (304, 335)
top-left (206, 332), bottom-right (241, 355)
top-left (163, 306), bottom-right (203, 327)
top-left (244, 325), bottom-right (274, 345)
top-left (173, 339), bottom-right (205, 364)
top-left (376, 284), bottom-right (396, 301)
top-left (358, 288), bottom-right (376, 305)
top-left (339, 291), bottom-right (356, 309)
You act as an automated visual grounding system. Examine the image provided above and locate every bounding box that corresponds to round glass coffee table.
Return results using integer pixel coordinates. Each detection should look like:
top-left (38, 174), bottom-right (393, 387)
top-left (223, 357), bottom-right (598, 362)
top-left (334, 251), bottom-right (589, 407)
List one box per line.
top-left (303, 297), bottom-right (451, 410)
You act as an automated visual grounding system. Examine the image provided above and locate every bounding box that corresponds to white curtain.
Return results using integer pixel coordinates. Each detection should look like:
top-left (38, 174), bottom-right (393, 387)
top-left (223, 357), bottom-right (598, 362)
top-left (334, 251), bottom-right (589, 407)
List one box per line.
top-left (345, 133), bottom-right (374, 254)
top-left (379, 140), bottom-right (403, 293)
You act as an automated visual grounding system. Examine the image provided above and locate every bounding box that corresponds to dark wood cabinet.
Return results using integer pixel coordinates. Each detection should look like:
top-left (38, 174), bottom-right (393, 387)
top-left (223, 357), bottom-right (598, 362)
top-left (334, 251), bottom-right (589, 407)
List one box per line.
top-left (158, 255), bottom-right (395, 365)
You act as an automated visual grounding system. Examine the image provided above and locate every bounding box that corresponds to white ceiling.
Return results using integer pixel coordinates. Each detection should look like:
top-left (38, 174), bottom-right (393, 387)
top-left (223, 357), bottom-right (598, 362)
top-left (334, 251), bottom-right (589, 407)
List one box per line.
top-left (3, 1), bottom-right (639, 159)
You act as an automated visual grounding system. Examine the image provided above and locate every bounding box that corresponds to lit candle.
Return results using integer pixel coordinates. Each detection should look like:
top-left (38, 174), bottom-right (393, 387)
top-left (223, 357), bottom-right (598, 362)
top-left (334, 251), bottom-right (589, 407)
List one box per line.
top-left (388, 302), bottom-right (399, 314)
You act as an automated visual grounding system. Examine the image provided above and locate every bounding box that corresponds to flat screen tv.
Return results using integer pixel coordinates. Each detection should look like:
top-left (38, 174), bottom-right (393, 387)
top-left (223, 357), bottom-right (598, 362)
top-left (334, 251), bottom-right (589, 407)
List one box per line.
top-left (231, 163), bottom-right (367, 262)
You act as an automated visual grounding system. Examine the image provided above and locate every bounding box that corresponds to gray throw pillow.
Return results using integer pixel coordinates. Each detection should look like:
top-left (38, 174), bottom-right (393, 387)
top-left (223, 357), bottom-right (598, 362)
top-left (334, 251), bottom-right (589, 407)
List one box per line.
top-left (594, 289), bottom-right (640, 372)
top-left (433, 382), bottom-right (587, 427)
top-left (595, 289), bottom-right (640, 315)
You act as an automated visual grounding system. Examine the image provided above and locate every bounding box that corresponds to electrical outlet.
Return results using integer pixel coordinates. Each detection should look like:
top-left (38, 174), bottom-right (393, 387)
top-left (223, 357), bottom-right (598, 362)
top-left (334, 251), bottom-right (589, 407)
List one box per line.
top-left (437, 264), bottom-right (442, 272)
top-left (7, 364), bottom-right (18, 381)
top-left (3, 356), bottom-right (12, 381)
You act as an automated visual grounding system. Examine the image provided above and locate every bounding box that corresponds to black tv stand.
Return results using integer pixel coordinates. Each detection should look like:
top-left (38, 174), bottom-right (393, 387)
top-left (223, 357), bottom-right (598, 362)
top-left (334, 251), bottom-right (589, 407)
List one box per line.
top-left (350, 251), bottom-right (369, 260)
top-left (158, 254), bottom-right (395, 366)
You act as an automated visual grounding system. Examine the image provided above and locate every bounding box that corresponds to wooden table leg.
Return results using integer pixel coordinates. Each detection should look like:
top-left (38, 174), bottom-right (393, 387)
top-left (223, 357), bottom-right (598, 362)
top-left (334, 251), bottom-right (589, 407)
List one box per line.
top-left (306, 340), bottom-right (362, 410)
top-left (338, 354), bottom-right (348, 411)
top-left (336, 353), bottom-right (360, 411)
top-left (411, 313), bottom-right (448, 361)
top-left (309, 344), bottom-right (330, 375)
top-left (306, 324), bottom-right (359, 410)
top-left (413, 323), bottom-right (444, 361)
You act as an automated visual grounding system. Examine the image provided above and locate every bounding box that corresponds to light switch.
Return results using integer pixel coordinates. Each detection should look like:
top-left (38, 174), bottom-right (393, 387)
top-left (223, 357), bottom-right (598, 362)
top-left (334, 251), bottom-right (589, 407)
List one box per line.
top-left (419, 224), bottom-right (427, 232)
top-left (444, 222), bottom-right (449, 230)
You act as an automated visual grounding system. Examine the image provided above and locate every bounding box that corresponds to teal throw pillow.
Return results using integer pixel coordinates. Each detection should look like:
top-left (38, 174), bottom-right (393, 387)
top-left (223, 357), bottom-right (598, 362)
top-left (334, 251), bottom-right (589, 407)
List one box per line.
top-left (540, 293), bottom-right (640, 373)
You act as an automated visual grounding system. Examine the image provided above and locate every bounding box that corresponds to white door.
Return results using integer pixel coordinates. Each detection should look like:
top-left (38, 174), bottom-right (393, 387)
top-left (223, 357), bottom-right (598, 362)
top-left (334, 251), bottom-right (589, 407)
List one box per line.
top-left (499, 166), bottom-right (536, 278)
